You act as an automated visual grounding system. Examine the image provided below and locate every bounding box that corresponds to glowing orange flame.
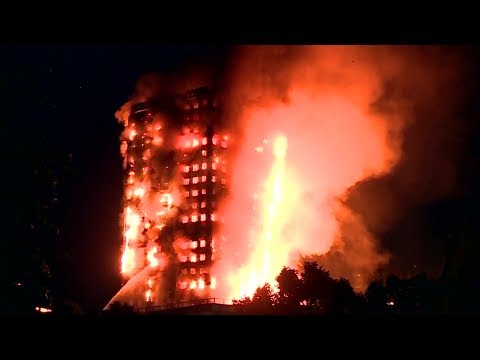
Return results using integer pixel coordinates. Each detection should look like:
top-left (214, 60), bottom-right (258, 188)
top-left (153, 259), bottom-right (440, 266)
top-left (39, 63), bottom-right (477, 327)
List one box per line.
top-left (227, 135), bottom-right (293, 298)
top-left (35, 307), bottom-right (52, 313)
top-left (161, 193), bottom-right (173, 208)
top-left (124, 207), bottom-right (141, 243)
top-left (133, 187), bottom-right (145, 198)
top-left (129, 128), bottom-right (137, 141)
top-left (147, 246), bottom-right (159, 268)
top-left (153, 136), bottom-right (163, 145)
top-left (121, 206), bottom-right (141, 275)
top-left (121, 245), bottom-right (135, 276)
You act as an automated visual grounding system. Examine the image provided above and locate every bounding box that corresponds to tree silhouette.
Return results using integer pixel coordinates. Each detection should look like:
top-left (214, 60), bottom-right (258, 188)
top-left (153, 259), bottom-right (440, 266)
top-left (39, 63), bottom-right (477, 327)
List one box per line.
top-left (233, 284), bottom-right (275, 314)
top-left (366, 279), bottom-right (387, 314)
top-left (251, 283), bottom-right (275, 314)
top-left (330, 277), bottom-right (363, 315)
top-left (276, 267), bottom-right (302, 312)
top-left (226, 260), bottom-right (459, 316)
top-left (300, 262), bottom-right (334, 313)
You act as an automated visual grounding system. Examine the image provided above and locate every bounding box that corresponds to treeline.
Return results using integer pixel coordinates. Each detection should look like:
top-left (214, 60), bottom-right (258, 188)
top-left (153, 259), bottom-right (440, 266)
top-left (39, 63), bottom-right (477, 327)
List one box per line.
top-left (231, 261), bottom-right (473, 315)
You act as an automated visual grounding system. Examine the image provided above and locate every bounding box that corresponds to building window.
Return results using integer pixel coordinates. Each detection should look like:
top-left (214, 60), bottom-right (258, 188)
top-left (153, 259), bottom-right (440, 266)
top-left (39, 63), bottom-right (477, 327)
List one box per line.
top-left (201, 201), bottom-right (206, 208)
top-left (184, 165), bottom-right (190, 173)
top-left (193, 101), bottom-right (199, 109)
top-left (202, 137), bottom-right (208, 145)
top-left (190, 268), bottom-right (196, 274)
top-left (200, 214), bottom-right (206, 221)
top-left (190, 280), bottom-right (197, 289)
top-left (200, 254), bottom-right (206, 261)
top-left (199, 267), bottom-right (204, 274)
top-left (201, 162), bottom-right (207, 170)
top-left (181, 216), bottom-right (189, 224)
top-left (193, 128), bottom-right (199, 134)
top-left (211, 214), bottom-right (216, 221)
top-left (191, 241), bottom-right (198, 249)
top-left (212, 175), bottom-right (216, 182)
top-left (221, 178), bottom-right (226, 185)
top-left (185, 191), bottom-right (190, 197)
top-left (222, 165), bottom-right (226, 173)
top-left (192, 203), bottom-right (198, 209)
top-left (183, 178), bottom-right (190, 186)
top-left (221, 140), bottom-right (227, 148)
top-left (212, 136), bottom-right (218, 145)
top-left (212, 162), bottom-right (217, 170)
top-left (202, 150), bottom-right (207, 156)
top-left (201, 175), bottom-right (206, 183)
top-left (179, 281), bottom-right (187, 289)
top-left (200, 239), bottom-right (206, 247)
top-left (192, 138), bottom-right (200, 147)
top-left (180, 255), bottom-right (187, 262)
top-left (191, 255), bottom-right (197, 263)
top-left (192, 177), bottom-right (199, 184)
top-left (192, 164), bottom-right (199, 172)
top-left (192, 190), bottom-right (198, 197)
top-left (191, 214), bottom-right (198, 222)
top-left (201, 188), bottom-right (206, 195)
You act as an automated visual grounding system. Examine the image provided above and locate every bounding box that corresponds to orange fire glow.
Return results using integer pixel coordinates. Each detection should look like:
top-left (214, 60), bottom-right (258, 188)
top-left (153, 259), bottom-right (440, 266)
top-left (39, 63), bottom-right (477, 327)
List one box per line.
top-left (146, 289), bottom-right (152, 302)
top-left (213, 46), bottom-right (412, 299)
top-left (35, 306), bottom-right (52, 313)
top-left (147, 246), bottom-right (159, 268)
top-left (225, 135), bottom-right (296, 298)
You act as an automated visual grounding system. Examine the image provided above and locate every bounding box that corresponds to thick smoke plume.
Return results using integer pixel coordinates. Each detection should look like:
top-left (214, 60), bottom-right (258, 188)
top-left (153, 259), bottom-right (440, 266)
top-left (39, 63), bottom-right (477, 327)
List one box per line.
top-left (213, 46), bottom-right (472, 296)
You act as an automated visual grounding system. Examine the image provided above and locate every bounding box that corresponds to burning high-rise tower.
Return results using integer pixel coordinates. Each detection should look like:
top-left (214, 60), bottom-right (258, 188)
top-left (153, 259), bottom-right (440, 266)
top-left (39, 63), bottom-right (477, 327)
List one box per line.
top-left (106, 86), bottom-right (228, 309)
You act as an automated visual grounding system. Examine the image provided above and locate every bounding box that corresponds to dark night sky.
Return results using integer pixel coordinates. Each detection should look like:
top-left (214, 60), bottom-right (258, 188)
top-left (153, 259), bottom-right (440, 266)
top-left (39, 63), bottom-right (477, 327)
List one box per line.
top-left (1, 45), bottom-right (226, 311)
top-left (1, 45), bottom-right (479, 312)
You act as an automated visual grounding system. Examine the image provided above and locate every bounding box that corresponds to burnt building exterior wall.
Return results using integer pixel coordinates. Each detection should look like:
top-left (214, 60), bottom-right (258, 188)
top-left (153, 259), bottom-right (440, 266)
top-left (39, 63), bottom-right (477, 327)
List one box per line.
top-left (174, 87), bottom-right (227, 299)
top-left (122, 87), bottom-right (228, 305)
